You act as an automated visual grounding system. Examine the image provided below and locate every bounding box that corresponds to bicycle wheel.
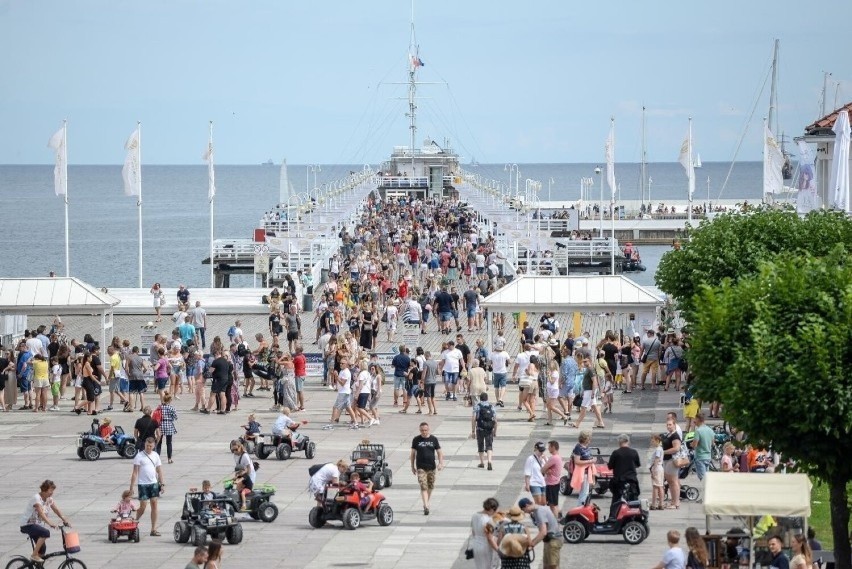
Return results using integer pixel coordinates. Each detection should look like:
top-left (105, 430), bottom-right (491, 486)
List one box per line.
top-left (60, 558), bottom-right (88, 569)
top-left (5, 557), bottom-right (32, 569)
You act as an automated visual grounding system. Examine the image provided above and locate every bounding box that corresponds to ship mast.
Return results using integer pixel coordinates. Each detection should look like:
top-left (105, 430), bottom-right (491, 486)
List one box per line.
top-left (407, 1), bottom-right (418, 174)
top-left (768, 39), bottom-right (779, 136)
top-left (640, 106), bottom-right (647, 208)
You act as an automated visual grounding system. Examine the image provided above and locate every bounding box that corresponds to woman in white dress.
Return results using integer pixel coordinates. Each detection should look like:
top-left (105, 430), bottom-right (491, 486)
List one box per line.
top-left (150, 283), bottom-right (164, 322)
top-left (468, 497), bottom-right (500, 569)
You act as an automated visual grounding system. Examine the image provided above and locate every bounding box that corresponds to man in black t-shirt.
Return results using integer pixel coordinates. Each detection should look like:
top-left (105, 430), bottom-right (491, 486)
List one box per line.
top-left (268, 311), bottom-right (283, 338)
top-left (607, 433), bottom-right (641, 519)
top-left (133, 407), bottom-right (160, 450)
top-left (204, 351), bottom-right (232, 415)
top-left (410, 422), bottom-right (444, 516)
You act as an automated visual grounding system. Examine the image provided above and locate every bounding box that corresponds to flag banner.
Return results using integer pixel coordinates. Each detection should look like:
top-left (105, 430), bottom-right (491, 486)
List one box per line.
top-left (678, 124), bottom-right (696, 200)
top-left (678, 138), bottom-right (691, 174)
top-left (47, 127), bottom-right (67, 196)
top-left (122, 128), bottom-right (140, 197)
top-left (605, 125), bottom-right (616, 198)
top-left (203, 142), bottom-right (215, 200)
top-left (830, 110), bottom-right (850, 212)
top-left (763, 126), bottom-right (785, 195)
top-left (796, 140), bottom-right (819, 213)
top-left (409, 54), bottom-right (424, 69)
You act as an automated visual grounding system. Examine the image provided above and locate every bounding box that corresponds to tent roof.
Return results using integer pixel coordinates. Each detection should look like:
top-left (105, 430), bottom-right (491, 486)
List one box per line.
top-left (480, 275), bottom-right (663, 312)
top-left (704, 472), bottom-right (811, 518)
top-left (0, 278), bottom-right (120, 315)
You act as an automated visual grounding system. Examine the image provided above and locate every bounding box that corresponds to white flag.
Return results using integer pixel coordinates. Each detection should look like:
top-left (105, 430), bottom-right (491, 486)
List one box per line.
top-left (47, 127), bottom-right (67, 196)
top-left (605, 123), bottom-right (616, 199)
top-left (762, 125), bottom-right (785, 195)
top-left (678, 121), bottom-right (696, 199)
top-left (203, 141), bottom-right (215, 200)
top-left (122, 128), bottom-right (141, 197)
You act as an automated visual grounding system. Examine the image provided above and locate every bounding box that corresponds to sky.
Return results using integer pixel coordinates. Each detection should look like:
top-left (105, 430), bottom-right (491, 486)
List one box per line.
top-left (0, 0), bottom-right (850, 165)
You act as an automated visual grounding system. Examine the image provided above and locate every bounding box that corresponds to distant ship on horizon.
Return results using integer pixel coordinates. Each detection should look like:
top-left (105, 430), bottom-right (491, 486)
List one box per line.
top-left (261, 159), bottom-right (274, 166)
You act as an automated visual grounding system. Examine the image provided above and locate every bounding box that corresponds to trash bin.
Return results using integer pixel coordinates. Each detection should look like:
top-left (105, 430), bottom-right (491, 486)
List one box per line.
top-left (320, 268), bottom-right (329, 284)
top-left (302, 293), bottom-right (313, 312)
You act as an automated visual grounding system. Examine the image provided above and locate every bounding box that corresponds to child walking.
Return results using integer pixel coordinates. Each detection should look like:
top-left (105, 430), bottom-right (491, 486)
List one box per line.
top-left (49, 357), bottom-right (62, 411)
top-left (545, 360), bottom-right (568, 426)
top-left (650, 434), bottom-right (665, 510)
top-left (602, 372), bottom-right (614, 413)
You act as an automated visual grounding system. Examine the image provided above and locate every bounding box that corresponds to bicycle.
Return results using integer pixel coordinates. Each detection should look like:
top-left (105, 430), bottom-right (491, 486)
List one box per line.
top-left (5, 525), bottom-right (87, 569)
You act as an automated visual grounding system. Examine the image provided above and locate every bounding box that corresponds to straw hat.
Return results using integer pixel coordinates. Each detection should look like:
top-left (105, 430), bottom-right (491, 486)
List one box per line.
top-left (506, 506), bottom-right (525, 522)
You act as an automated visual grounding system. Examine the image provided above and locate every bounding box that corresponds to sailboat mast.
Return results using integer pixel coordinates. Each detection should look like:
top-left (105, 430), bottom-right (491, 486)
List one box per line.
top-left (768, 39), bottom-right (779, 136)
top-left (408, 5), bottom-right (418, 174)
top-left (640, 106), bottom-right (647, 207)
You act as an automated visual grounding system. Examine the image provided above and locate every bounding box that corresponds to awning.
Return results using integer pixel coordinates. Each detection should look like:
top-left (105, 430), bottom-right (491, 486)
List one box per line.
top-left (703, 472), bottom-right (812, 518)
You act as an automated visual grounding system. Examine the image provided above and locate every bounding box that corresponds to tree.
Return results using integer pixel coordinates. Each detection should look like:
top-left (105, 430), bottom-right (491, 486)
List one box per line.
top-left (655, 209), bottom-right (852, 319)
top-left (688, 249), bottom-right (852, 569)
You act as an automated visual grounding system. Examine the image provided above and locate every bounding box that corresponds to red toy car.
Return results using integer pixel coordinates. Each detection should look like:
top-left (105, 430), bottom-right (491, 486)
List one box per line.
top-left (308, 485), bottom-right (394, 530)
top-left (561, 494), bottom-right (649, 545)
top-left (559, 446), bottom-right (614, 497)
top-left (108, 516), bottom-right (140, 543)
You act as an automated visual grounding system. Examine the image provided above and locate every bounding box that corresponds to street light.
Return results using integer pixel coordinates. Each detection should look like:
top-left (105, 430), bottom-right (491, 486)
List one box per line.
top-left (307, 164), bottom-right (321, 194)
top-left (595, 167), bottom-right (603, 237)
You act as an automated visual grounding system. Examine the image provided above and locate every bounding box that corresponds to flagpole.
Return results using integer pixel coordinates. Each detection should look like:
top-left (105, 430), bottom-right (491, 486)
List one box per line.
top-left (137, 121), bottom-right (143, 288)
top-left (63, 120), bottom-right (70, 277)
top-left (209, 120), bottom-right (215, 288)
top-left (610, 118), bottom-right (616, 275)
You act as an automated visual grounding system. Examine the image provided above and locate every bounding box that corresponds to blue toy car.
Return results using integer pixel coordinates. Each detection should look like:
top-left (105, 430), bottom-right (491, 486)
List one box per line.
top-left (76, 419), bottom-right (138, 461)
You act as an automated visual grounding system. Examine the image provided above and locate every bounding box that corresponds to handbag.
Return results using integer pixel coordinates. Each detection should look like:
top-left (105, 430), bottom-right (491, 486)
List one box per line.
top-left (673, 446), bottom-right (690, 468)
top-left (641, 338), bottom-right (658, 364)
top-left (572, 393), bottom-right (583, 408)
top-left (380, 310), bottom-right (388, 323)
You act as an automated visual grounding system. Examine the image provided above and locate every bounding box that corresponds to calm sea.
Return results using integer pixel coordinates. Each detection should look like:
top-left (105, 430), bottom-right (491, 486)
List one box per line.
top-left (0, 161), bottom-right (762, 288)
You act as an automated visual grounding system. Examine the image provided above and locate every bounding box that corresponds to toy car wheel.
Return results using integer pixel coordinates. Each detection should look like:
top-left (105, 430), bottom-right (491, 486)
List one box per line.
top-left (377, 503), bottom-right (394, 526)
top-left (191, 526), bottom-right (206, 546)
top-left (132, 527), bottom-right (140, 543)
top-left (76, 448), bottom-right (84, 459)
top-left (83, 445), bottom-right (100, 461)
top-left (622, 520), bottom-right (648, 545)
top-left (275, 443), bottom-right (292, 460)
top-left (559, 475), bottom-right (573, 496)
top-left (108, 527), bottom-right (118, 543)
top-left (685, 486), bottom-right (700, 502)
top-left (372, 472), bottom-right (387, 490)
top-left (258, 502), bottom-right (278, 523)
top-left (305, 441), bottom-right (316, 459)
top-left (308, 506), bottom-right (326, 528)
top-left (122, 444), bottom-right (138, 459)
top-left (342, 508), bottom-right (361, 530)
top-left (594, 486), bottom-right (608, 496)
top-left (256, 443), bottom-right (270, 460)
top-left (245, 440), bottom-right (257, 455)
top-left (562, 520), bottom-right (586, 544)
top-left (226, 524), bottom-right (243, 545)
top-left (384, 469), bottom-right (393, 488)
top-left (174, 521), bottom-right (190, 544)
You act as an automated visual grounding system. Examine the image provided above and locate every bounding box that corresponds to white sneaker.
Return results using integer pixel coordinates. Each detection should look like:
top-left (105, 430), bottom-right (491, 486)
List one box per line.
top-left (369, 418), bottom-right (377, 427)
top-left (49, 406), bottom-right (59, 411)
top-left (374, 419), bottom-right (381, 426)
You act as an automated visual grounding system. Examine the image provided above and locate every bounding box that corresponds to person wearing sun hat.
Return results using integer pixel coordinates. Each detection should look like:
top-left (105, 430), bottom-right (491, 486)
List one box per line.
top-left (496, 505), bottom-right (532, 568)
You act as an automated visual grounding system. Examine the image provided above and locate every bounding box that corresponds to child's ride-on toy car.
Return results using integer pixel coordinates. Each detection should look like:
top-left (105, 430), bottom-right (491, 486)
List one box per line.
top-left (559, 446), bottom-right (613, 496)
top-left (255, 428), bottom-right (316, 461)
top-left (341, 442), bottom-right (394, 490)
top-left (221, 479), bottom-right (279, 523)
top-left (173, 491), bottom-right (243, 546)
top-left (308, 484), bottom-right (394, 530)
top-left (77, 418), bottom-right (137, 461)
top-left (108, 516), bottom-right (140, 543)
top-left (561, 492), bottom-right (649, 545)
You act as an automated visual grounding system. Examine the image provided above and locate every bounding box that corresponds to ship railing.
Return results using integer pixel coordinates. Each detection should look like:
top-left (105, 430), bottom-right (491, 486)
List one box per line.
top-left (212, 239), bottom-right (257, 261)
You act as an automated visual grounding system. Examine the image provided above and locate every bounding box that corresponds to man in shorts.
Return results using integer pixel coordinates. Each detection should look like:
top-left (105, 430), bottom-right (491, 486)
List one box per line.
top-left (488, 344), bottom-right (511, 408)
top-left (130, 437), bottom-right (165, 536)
top-left (410, 422), bottom-right (444, 516)
top-left (519, 497), bottom-right (562, 569)
top-left (524, 441), bottom-right (547, 505)
top-left (329, 357), bottom-right (355, 427)
top-left (438, 341), bottom-right (464, 401)
top-left (292, 345), bottom-right (307, 411)
top-left (540, 440), bottom-right (563, 519)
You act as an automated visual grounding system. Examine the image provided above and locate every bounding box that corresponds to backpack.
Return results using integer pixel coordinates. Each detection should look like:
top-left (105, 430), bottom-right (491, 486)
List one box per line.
top-left (476, 403), bottom-right (495, 432)
top-left (308, 463), bottom-right (325, 477)
top-left (237, 343), bottom-right (248, 358)
top-left (227, 325), bottom-right (236, 339)
top-left (202, 355), bottom-right (214, 380)
top-left (544, 317), bottom-right (557, 334)
top-left (152, 406), bottom-right (163, 424)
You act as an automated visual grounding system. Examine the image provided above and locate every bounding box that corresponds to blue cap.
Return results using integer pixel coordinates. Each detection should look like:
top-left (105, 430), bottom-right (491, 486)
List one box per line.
top-left (518, 498), bottom-right (533, 509)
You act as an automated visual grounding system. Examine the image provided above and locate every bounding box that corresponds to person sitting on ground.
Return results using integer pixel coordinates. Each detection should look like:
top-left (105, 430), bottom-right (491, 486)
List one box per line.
top-left (341, 471), bottom-right (374, 510)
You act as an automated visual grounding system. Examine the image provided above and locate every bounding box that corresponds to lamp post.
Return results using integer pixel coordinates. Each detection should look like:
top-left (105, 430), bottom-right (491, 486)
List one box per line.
top-left (595, 167), bottom-right (603, 236)
top-left (307, 164), bottom-right (321, 194)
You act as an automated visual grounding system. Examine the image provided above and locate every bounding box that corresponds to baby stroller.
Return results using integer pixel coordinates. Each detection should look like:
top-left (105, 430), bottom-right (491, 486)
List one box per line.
top-left (663, 450), bottom-right (701, 502)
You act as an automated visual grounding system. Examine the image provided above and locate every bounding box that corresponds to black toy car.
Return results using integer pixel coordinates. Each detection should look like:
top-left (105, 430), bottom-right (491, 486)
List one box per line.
top-left (255, 428), bottom-right (316, 461)
top-left (221, 479), bottom-right (279, 523)
top-left (342, 442), bottom-right (394, 490)
top-left (173, 492), bottom-right (243, 546)
top-left (76, 419), bottom-right (137, 461)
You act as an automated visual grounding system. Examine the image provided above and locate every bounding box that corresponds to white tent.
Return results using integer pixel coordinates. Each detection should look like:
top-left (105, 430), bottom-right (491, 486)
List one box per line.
top-left (0, 277), bottom-right (120, 350)
top-left (704, 472), bottom-right (812, 567)
top-left (480, 275), bottom-right (663, 312)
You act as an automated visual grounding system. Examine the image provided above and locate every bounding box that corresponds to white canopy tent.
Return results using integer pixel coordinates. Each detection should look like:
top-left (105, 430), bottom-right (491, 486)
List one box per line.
top-left (704, 473), bottom-right (812, 567)
top-left (0, 278), bottom-right (120, 351)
